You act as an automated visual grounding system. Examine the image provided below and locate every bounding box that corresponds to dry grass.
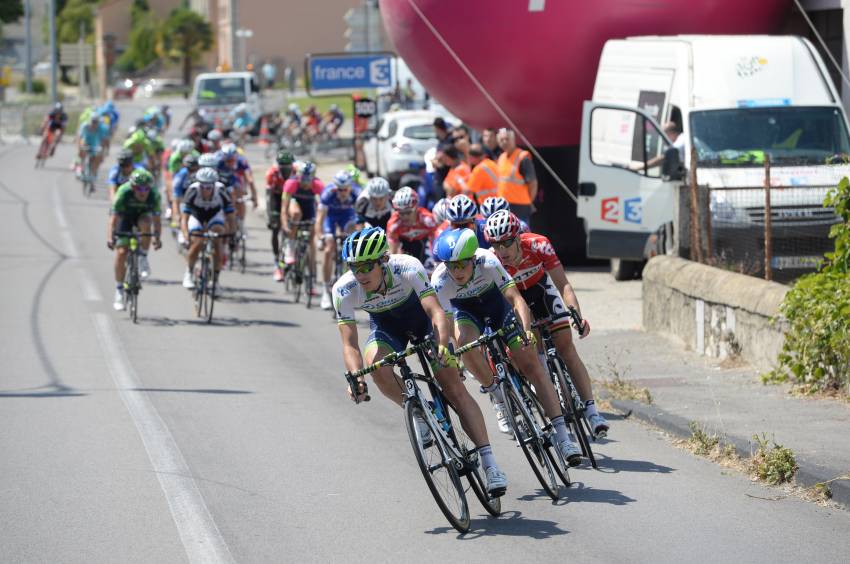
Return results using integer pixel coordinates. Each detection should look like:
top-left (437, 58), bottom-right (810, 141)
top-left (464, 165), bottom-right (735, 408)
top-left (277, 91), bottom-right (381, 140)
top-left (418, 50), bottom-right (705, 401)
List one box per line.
top-left (594, 350), bottom-right (653, 405)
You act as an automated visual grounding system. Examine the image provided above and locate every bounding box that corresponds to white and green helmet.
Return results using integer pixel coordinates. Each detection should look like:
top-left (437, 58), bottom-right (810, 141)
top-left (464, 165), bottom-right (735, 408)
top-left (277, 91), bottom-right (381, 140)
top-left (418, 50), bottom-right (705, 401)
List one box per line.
top-left (342, 227), bottom-right (388, 263)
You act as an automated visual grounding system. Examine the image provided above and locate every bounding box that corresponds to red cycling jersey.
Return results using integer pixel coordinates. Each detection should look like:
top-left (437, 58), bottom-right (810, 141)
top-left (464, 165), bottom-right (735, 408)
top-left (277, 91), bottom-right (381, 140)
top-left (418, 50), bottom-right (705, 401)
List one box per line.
top-left (265, 166), bottom-right (289, 195)
top-left (502, 232), bottom-right (561, 290)
top-left (387, 208), bottom-right (437, 243)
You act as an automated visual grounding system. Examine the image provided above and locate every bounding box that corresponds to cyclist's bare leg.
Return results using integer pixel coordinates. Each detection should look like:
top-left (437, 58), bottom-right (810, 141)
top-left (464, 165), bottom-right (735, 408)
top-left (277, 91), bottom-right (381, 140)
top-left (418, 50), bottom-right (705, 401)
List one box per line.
top-left (433, 365), bottom-right (489, 447)
top-left (364, 345), bottom-right (404, 406)
top-left (286, 199), bottom-right (302, 240)
top-left (187, 238), bottom-right (203, 269)
top-left (137, 216), bottom-right (153, 252)
top-left (552, 327), bottom-right (594, 402)
top-left (510, 340), bottom-right (562, 418)
top-left (115, 246), bottom-right (129, 282)
top-left (322, 234), bottom-right (335, 284)
top-left (456, 323), bottom-right (496, 388)
top-left (210, 224), bottom-right (226, 270)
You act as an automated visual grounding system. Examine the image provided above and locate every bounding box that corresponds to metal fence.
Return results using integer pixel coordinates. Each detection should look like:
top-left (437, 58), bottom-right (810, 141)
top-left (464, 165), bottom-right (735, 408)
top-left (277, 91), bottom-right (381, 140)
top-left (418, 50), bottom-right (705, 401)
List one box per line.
top-left (685, 153), bottom-right (845, 284)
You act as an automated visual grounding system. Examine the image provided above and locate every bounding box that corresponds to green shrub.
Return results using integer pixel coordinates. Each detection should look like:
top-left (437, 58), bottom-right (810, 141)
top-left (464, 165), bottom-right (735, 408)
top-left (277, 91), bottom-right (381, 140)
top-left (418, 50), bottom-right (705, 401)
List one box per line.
top-left (767, 177), bottom-right (850, 393)
top-left (750, 434), bottom-right (797, 485)
top-left (19, 79), bottom-right (46, 94)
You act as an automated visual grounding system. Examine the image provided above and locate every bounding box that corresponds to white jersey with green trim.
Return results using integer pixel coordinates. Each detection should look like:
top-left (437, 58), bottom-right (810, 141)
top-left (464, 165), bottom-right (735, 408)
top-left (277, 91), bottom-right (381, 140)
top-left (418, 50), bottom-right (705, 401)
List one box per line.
top-left (431, 248), bottom-right (515, 314)
top-left (332, 254), bottom-right (436, 325)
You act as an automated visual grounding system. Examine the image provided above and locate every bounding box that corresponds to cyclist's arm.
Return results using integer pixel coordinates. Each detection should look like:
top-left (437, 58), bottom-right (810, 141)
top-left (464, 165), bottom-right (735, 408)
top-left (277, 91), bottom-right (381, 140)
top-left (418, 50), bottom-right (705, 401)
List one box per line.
top-left (281, 192), bottom-right (292, 229)
top-left (420, 294), bottom-right (451, 349)
top-left (338, 322), bottom-right (364, 373)
top-left (315, 206), bottom-right (328, 239)
top-left (547, 264), bottom-right (581, 315)
top-left (108, 213), bottom-right (119, 241)
top-left (503, 284), bottom-right (534, 334)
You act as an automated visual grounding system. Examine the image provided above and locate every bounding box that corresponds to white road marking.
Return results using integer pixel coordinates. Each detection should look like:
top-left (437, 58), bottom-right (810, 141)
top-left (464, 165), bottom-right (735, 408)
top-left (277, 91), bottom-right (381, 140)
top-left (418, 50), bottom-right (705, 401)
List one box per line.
top-left (52, 182), bottom-right (102, 301)
top-left (92, 313), bottom-right (235, 564)
top-left (77, 265), bottom-right (103, 302)
top-left (529, 0), bottom-right (545, 11)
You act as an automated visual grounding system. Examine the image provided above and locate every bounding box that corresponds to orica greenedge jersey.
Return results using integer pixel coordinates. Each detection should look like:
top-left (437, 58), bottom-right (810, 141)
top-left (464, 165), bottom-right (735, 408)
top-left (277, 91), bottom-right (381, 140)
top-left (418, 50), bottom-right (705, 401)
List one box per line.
top-left (333, 254), bottom-right (436, 326)
top-left (431, 248), bottom-right (515, 316)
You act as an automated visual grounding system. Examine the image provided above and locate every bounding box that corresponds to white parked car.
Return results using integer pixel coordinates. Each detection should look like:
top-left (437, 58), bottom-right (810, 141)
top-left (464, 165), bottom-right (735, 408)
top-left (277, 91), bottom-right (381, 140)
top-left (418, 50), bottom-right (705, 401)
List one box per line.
top-left (363, 110), bottom-right (451, 184)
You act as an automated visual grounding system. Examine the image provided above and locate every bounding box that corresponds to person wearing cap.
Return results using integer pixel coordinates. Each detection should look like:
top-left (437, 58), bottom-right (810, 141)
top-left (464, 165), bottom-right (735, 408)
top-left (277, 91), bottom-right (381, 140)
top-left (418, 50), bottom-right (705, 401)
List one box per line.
top-left (466, 144), bottom-right (499, 203)
top-left (496, 128), bottom-right (537, 224)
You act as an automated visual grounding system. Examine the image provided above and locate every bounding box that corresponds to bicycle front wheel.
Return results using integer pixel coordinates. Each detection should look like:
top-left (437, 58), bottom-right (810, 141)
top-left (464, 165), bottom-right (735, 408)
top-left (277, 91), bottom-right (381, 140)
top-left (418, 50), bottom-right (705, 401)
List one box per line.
top-left (443, 399), bottom-right (501, 517)
top-left (193, 263), bottom-right (207, 318)
top-left (405, 401), bottom-right (470, 533)
top-left (524, 382), bottom-right (571, 487)
top-left (553, 359), bottom-right (597, 469)
top-left (205, 261), bottom-right (216, 324)
top-left (504, 384), bottom-right (561, 500)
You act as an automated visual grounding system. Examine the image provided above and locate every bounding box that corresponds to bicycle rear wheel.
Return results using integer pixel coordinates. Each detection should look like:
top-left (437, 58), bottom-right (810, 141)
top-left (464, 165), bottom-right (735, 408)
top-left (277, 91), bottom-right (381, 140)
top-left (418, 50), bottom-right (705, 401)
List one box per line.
top-left (504, 384), bottom-right (561, 500)
top-left (405, 401), bottom-right (470, 533)
top-left (442, 399), bottom-right (501, 517)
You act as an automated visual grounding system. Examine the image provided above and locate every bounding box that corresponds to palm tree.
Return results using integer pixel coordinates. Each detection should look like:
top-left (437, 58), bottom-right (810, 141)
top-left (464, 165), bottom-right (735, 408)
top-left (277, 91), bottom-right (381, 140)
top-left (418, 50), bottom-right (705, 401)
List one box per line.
top-left (159, 7), bottom-right (213, 88)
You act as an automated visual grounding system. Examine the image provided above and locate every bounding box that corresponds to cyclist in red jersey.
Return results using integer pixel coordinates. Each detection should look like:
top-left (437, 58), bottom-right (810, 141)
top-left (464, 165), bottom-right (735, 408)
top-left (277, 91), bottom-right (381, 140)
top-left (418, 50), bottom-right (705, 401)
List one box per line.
top-left (484, 210), bottom-right (610, 437)
top-left (386, 186), bottom-right (437, 262)
top-left (265, 150), bottom-right (295, 280)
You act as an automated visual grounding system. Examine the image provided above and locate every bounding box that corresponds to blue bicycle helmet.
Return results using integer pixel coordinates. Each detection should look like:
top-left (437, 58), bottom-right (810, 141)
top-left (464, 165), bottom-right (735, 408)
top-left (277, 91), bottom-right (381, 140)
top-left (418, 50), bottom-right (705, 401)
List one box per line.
top-left (446, 195), bottom-right (478, 223)
top-left (434, 228), bottom-right (478, 263)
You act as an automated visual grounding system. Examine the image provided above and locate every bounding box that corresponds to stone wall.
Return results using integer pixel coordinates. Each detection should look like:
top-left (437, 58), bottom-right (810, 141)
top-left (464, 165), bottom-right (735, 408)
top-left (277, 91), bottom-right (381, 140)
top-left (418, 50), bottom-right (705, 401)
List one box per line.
top-left (642, 256), bottom-right (789, 372)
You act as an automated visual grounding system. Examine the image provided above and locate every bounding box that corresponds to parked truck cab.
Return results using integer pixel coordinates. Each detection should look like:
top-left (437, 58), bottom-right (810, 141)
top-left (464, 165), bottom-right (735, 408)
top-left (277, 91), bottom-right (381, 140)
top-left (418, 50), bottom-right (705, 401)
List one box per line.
top-left (192, 72), bottom-right (263, 127)
top-left (578, 35), bottom-right (850, 280)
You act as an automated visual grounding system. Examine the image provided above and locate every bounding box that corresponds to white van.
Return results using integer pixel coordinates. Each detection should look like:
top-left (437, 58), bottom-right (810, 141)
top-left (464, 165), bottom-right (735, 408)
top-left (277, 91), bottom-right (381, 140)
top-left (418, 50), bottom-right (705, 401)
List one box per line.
top-left (192, 72), bottom-right (263, 125)
top-left (577, 35), bottom-right (850, 279)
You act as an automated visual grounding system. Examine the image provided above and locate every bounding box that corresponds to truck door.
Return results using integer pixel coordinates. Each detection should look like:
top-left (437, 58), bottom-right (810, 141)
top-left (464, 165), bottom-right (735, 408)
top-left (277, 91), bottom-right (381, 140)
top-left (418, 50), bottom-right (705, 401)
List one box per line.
top-left (577, 101), bottom-right (680, 262)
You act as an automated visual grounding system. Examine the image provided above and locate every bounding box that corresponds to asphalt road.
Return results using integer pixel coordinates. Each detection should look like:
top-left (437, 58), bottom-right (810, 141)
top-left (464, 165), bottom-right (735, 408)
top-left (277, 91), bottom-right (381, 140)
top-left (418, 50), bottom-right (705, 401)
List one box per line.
top-left (1, 131), bottom-right (849, 562)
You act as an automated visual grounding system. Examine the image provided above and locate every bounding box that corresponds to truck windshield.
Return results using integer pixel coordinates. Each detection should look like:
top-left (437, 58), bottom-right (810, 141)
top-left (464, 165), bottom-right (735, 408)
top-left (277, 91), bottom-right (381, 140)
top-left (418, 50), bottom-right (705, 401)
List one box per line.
top-left (691, 107), bottom-right (850, 167)
top-left (197, 77), bottom-right (247, 105)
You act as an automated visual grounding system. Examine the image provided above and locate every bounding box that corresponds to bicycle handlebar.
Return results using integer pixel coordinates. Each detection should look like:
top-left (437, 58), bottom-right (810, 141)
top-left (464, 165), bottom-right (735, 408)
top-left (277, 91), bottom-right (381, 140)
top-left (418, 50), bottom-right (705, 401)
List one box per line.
top-left (189, 231), bottom-right (235, 239)
top-left (453, 320), bottom-right (526, 356)
top-left (566, 305), bottom-right (586, 337)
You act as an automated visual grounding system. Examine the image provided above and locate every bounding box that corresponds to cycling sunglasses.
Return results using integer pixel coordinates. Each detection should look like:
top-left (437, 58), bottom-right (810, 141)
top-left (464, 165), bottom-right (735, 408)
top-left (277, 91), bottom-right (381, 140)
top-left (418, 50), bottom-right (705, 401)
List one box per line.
top-left (350, 260), bottom-right (380, 274)
top-left (490, 237), bottom-right (517, 250)
top-left (446, 258), bottom-right (473, 271)
top-left (133, 185), bottom-right (151, 193)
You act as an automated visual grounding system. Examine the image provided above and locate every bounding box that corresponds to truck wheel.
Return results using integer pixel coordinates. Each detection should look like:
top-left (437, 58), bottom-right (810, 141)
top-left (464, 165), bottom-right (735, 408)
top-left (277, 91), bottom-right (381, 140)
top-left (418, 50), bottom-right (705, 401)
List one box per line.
top-left (611, 258), bottom-right (642, 281)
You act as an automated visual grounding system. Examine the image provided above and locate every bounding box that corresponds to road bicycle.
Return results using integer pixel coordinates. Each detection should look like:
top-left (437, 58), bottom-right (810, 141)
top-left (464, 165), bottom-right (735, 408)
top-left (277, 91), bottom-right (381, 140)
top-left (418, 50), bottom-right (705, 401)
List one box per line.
top-left (80, 146), bottom-right (100, 197)
top-left (113, 231), bottom-right (152, 324)
top-left (535, 306), bottom-right (599, 468)
top-left (283, 220), bottom-right (316, 308)
top-left (345, 337), bottom-right (502, 534)
top-left (227, 208), bottom-right (248, 274)
top-left (35, 129), bottom-right (57, 168)
top-left (190, 231), bottom-right (231, 324)
top-left (455, 320), bottom-right (570, 500)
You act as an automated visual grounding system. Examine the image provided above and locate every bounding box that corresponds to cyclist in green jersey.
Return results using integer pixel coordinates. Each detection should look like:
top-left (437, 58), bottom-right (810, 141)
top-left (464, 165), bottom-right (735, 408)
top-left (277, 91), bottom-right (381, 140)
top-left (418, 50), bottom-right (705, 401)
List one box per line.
top-left (107, 169), bottom-right (162, 310)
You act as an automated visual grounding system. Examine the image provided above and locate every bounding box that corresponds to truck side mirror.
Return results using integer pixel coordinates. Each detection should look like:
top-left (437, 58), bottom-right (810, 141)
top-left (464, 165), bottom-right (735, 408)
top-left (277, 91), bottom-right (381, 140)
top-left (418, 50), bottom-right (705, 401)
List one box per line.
top-left (662, 148), bottom-right (684, 181)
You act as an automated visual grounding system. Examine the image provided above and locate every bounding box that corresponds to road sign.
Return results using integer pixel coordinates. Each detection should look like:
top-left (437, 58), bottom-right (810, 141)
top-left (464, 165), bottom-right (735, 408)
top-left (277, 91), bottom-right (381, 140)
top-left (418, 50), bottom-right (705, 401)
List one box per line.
top-left (60, 43), bottom-right (93, 66)
top-left (306, 53), bottom-right (393, 94)
top-left (354, 97), bottom-right (377, 118)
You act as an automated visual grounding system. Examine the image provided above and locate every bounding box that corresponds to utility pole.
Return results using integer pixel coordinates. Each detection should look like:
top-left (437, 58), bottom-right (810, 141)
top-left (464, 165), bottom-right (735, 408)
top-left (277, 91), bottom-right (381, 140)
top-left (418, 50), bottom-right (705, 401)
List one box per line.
top-left (78, 21), bottom-right (86, 101)
top-left (49, 0), bottom-right (58, 103)
top-left (24, 0), bottom-right (32, 94)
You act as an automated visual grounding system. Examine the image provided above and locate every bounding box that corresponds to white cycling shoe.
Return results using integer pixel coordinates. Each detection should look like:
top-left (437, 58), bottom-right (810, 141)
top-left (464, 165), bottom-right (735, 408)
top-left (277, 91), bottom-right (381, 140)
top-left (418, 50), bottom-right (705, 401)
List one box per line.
top-left (414, 413), bottom-right (433, 447)
top-left (320, 290), bottom-right (332, 310)
top-left (485, 466), bottom-right (508, 497)
top-left (588, 413), bottom-right (610, 438)
top-left (113, 288), bottom-right (125, 311)
top-left (493, 402), bottom-right (512, 434)
top-left (558, 439), bottom-right (583, 468)
top-left (182, 270), bottom-right (194, 289)
top-left (139, 255), bottom-right (151, 279)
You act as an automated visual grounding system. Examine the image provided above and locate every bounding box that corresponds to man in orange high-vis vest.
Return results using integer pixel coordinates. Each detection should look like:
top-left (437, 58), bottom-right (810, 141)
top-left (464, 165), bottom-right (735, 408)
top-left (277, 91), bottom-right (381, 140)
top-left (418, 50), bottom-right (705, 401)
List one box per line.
top-left (496, 128), bottom-right (537, 223)
top-left (466, 144), bottom-right (499, 204)
top-left (442, 146), bottom-right (471, 198)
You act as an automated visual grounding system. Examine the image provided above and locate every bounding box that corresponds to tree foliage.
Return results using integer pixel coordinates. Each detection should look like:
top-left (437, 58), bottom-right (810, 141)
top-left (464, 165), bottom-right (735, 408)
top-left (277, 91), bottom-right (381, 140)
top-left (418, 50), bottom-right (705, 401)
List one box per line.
top-left (115, 0), bottom-right (159, 72)
top-left (158, 7), bottom-right (213, 86)
top-left (766, 177), bottom-right (850, 394)
top-left (56, 0), bottom-right (97, 43)
top-left (0, 0), bottom-right (24, 24)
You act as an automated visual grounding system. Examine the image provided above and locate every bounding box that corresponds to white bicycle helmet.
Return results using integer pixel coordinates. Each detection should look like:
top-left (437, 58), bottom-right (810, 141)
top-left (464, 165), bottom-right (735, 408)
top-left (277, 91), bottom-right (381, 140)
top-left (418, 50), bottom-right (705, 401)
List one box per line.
top-left (431, 198), bottom-right (450, 224)
top-left (366, 177), bottom-right (391, 198)
top-left (177, 139), bottom-right (195, 154)
top-left (392, 186), bottom-right (418, 211)
top-left (446, 195), bottom-right (478, 223)
top-left (480, 196), bottom-right (510, 218)
top-left (484, 209), bottom-right (522, 242)
top-left (196, 167), bottom-right (219, 185)
top-left (198, 153), bottom-right (220, 168)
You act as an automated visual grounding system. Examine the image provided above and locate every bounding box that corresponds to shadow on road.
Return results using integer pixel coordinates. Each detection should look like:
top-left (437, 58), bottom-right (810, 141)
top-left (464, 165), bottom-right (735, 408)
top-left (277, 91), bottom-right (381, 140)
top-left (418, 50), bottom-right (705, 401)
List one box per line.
top-left (564, 482), bottom-right (637, 506)
top-left (132, 387), bottom-right (254, 395)
top-left (425, 509), bottom-right (569, 539)
top-left (137, 315), bottom-right (298, 328)
top-left (592, 453), bottom-right (675, 474)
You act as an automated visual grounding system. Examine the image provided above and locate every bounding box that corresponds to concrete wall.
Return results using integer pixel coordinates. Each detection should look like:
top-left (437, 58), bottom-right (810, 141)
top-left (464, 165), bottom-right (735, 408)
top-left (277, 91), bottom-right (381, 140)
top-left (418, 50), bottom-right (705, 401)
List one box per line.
top-left (642, 256), bottom-right (789, 372)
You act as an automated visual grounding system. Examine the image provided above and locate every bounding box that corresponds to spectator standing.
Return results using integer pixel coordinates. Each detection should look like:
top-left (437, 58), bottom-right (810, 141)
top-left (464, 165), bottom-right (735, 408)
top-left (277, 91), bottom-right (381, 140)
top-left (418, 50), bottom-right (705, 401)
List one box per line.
top-left (262, 62), bottom-right (277, 90)
top-left (496, 128), bottom-right (537, 223)
top-left (482, 127), bottom-right (502, 160)
top-left (451, 125), bottom-right (471, 161)
top-left (466, 144), bottom-right (499, 203)
top-left (442, 146), bottom-right (471, 198)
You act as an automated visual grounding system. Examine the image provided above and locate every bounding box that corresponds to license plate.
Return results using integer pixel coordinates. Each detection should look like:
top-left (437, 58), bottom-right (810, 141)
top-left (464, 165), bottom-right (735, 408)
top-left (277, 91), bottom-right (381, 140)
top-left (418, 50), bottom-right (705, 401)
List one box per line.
top-left (771, 256), bottom-right (823, 269)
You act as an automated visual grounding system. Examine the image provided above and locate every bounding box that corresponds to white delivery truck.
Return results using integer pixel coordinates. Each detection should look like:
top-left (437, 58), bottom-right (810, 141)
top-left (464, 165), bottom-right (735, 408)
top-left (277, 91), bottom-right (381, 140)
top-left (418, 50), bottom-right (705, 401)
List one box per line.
top-left (577, 35), bottom-right (850, 280)
top-left (192, 72), bottom-right (263, 127)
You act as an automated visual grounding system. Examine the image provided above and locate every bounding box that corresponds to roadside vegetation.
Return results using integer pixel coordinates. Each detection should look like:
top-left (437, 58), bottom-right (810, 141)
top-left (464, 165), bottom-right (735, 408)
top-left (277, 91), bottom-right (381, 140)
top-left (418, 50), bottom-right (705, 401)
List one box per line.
top-left (594, 351), bottom-right (653, 405)
top-left (763, 177), bottom-right (850, 401)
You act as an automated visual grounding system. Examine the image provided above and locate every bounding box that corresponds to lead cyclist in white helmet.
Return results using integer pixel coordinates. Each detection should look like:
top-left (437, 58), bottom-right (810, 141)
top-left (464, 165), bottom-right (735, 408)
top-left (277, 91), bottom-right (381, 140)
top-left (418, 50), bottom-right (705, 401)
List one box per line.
top-left (354, 176), bottom-right (393, 230)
